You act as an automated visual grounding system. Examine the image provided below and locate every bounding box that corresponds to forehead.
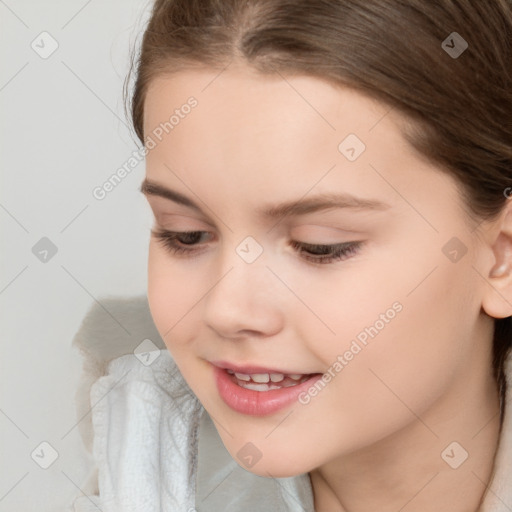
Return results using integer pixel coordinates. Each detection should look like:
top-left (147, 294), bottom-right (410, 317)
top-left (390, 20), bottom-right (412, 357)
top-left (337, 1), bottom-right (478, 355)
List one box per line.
top-left (141, 66), bottom-right (464, 230)
top-left (143, 67), bottom-right (411, 179)
top-left (143, 66), bottom-right (393, 146)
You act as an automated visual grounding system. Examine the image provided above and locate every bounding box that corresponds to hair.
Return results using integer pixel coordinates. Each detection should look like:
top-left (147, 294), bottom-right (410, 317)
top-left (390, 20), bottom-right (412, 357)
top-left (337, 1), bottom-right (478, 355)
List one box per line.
top-left (126, 0), bottom-right (512, 424)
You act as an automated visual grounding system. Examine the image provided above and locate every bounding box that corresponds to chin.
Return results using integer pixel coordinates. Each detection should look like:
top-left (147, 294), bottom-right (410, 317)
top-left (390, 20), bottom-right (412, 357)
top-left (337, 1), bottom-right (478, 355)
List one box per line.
top-left (231, 452), bottom-right (311, 478)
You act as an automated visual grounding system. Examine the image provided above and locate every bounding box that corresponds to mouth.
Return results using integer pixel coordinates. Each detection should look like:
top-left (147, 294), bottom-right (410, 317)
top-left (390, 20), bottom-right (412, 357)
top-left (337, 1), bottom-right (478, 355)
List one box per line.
top-left (224, 368), bottom-right (315, 391)
top-left (212, 362), bottom-right (323, 416)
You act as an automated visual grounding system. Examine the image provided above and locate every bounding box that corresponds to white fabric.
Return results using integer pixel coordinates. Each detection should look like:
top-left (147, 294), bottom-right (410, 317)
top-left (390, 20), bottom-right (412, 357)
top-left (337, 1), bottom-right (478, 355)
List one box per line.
top-left (71, 351), bottom-right (202, 512)
top-left (66, 296), bottom-right (512, 511)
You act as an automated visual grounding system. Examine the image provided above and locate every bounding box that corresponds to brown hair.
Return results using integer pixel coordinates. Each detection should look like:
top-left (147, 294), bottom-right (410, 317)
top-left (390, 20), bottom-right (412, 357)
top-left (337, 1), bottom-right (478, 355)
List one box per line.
top-left (126, 0), bottom-right (512, 421)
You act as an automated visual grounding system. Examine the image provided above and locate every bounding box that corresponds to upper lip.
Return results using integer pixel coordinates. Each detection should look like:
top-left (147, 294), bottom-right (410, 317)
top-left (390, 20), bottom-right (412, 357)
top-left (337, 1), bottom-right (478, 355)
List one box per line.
top-left (210, 360), bottom-right (318, 375)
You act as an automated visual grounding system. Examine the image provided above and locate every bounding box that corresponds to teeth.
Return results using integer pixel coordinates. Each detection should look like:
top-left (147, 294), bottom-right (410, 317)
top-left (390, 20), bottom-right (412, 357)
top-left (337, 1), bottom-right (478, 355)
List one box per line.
top-left (239, 382), bottom-right (286, 391)
top-left (283, 380), bottom-right (301, 387)
top-left (239, 382), bottom-right (276, 391)
top-left (240, 382), bottom-right (270, 391)
top-left (251, 373), bottom-right (270, 383)
top-left (238, 380), bottom-right (303, 391)
top-left (227, 369), bottom-right (308, 384)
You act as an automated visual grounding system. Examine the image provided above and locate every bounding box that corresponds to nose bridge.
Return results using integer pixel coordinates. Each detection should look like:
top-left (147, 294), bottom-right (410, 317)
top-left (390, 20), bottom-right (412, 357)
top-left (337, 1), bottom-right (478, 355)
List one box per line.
top-left (216, 232), bottom-right (270, 290)
top-left (202, 235), bottom-right (283, 336)
top-left (208, 238), bottom-right (270, 308)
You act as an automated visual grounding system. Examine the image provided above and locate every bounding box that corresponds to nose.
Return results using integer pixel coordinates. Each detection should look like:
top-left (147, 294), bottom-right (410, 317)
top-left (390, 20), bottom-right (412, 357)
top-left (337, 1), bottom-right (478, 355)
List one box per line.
top-left (202, 250), bottom-right (284, 340)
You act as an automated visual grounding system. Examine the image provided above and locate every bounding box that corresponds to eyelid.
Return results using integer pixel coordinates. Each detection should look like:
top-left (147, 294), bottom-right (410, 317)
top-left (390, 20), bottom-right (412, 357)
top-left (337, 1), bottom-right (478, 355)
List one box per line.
top-left (151, 222), bottom-right (360, 246)
top-left (151, 227), bottom-right (364, 265)
top-left (149, 200), bottom-right (371, 234)
top-left (152, 212), bottom-right (215, 231)
top-left (291, 223), bottom-right (366, 239)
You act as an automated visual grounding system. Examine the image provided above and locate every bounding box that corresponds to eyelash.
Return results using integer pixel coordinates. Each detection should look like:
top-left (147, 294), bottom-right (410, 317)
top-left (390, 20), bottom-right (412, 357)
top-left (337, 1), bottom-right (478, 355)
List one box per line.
top-left (151, 228), bottom-right (362, 265)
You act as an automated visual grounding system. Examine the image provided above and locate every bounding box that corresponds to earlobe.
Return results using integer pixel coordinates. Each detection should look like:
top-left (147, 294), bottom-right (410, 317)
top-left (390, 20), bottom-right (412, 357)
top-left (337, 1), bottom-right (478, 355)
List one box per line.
top-left (481, 203), bottom-right (512, 319)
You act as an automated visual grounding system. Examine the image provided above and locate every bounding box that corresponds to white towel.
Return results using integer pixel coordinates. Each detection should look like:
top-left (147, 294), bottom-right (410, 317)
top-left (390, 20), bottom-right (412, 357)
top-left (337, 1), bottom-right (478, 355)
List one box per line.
top-left (71, 349), bottom-right (203, 512)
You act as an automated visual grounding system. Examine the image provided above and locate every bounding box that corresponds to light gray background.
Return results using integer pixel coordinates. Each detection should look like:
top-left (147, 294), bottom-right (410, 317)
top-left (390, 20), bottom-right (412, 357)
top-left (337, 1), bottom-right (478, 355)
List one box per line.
top-left (1, 1), bottom-right (155, 509)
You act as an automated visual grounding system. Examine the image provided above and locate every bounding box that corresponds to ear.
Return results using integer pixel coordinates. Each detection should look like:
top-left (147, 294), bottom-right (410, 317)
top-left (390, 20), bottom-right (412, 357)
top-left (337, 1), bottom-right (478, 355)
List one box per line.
top-left (481, 200), bottom-right (512, 319)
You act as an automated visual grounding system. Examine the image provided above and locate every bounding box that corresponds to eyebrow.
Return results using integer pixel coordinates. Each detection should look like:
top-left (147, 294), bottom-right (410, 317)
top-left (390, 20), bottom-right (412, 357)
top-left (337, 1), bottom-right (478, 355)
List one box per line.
top-left (139, 178), bottom-right (390, 219)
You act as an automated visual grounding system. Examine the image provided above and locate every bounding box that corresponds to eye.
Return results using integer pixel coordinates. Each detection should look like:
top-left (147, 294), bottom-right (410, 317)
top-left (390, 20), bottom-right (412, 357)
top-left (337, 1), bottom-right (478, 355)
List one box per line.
top-left (151, 228), bottom-right (213, 256)
top-left (151, 228), bottom-right (362, 265)
top-left (288, 240), bottom-right (362, 264)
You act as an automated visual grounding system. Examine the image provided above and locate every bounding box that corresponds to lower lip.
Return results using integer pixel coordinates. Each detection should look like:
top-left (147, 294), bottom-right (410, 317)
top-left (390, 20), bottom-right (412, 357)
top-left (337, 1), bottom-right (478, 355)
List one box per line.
top-left (213, 365), bottom-right (323, 416)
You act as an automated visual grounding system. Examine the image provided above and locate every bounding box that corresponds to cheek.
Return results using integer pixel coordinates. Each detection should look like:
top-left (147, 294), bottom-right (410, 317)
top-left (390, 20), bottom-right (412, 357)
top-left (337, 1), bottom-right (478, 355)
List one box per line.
top-left (281, 275), bottom-right (467, 463)
top-left (147, 243), bottom-right (201, 353)
top-left (310, 250), bottom-right (474, 421)
top-left (343, 265), bottom-right (471, 409)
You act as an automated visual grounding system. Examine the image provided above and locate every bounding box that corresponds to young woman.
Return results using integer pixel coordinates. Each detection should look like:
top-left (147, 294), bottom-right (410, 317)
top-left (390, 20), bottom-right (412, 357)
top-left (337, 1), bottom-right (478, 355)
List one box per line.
top-left (70, 1), bottom-right (512, 511)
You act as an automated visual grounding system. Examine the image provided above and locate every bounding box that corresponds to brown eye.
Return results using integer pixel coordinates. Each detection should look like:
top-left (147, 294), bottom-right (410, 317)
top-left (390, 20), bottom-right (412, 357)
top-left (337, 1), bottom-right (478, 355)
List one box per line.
top-left (151, 228), bottom-right (212, 255)
top-left (151, 227), bottom-right (363, 265)
top-left (289, 240), bottom-right (362, 264)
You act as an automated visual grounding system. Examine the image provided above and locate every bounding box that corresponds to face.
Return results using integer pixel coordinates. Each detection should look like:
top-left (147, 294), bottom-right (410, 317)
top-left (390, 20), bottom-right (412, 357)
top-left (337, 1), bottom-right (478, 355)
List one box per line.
top-left (141, 64), bottom-right (494, 477)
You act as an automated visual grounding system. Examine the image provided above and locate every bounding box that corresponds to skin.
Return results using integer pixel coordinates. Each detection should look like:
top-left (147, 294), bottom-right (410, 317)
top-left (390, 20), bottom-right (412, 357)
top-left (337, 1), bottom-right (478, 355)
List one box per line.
top-left (141, 62), bottom-right (512, 512)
